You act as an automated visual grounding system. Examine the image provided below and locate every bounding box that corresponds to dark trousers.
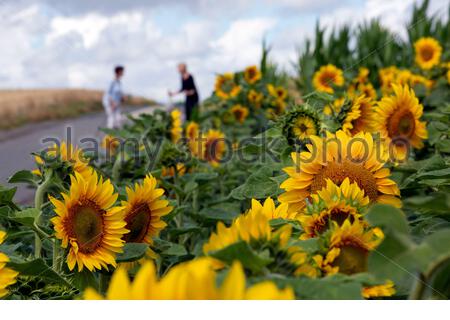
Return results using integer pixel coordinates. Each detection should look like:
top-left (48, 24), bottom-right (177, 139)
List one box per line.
top-left (185, 99), bottom-right (198, 121)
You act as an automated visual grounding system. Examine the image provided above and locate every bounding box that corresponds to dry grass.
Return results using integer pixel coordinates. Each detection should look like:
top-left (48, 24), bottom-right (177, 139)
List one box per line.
top-left (0, 89), bottom-right (155, 129)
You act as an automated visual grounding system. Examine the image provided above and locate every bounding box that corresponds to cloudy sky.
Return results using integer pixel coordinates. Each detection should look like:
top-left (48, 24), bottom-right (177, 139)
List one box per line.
top-left (0, 0), bottom-right (447, 103)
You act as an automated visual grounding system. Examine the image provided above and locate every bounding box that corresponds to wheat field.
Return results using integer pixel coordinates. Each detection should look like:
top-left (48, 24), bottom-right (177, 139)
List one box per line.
top-left (0, 89), bottom-right (153, 129)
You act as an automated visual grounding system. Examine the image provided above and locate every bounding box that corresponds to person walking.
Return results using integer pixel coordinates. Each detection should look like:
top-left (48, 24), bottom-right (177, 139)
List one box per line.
top-left (169, 63), bottom-right (199, 121)
top-left (103, 65), bottom-right (125, 128)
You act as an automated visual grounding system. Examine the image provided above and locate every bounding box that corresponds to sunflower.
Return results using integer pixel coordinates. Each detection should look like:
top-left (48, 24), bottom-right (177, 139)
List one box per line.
top-left (42, 141), bottom-right (91, 179)
top-left (203, 199), bottom-right (308, 274)
top-left (267, 84), bottom-right (288, 101)
top-left (101, 135), bottom-right (120, 155)
top-left (200, 129), bottom-right (226, 167)
top-left (247, 89), bottom-right (264, 108)
top-left (84, 258), bottom-right (294, 300)
top-left (355, 67), bottom-right (369, 84)
top-left (314, 220), bottom-right (384, 275)
top-left (373, 84), bottom-right (428, 161)
top-left (362, 280), bottom-right (396, 299)
top-left (50, 169), bottom-right (128, 271)
top-left (244, 65), bottom-right (262, 84)
top-left (324, 97), bottom-right (345, 116)
top-left (414, 37), bottom-right (442, 70)
top-left (248, 197), bottom-right (297, 220)
top-left (348, 82), bottom-right (377, 100)
top-left (313, 64), bottom-right (344, 93)
top-left (161, 163), bottom-right (186, 177)
top-left (299, 178), bottom-right (369, 239)
top-left (121, 174), bottom-right (172, 245)
top-left (32, 155), bottom-right (44, 176)
top-left (215, 73), bottom-right (241, 99)
top-left (185, 121), bottom-right (199, 140)
top-left (0, 231), bottom-right (18, 298)
top-left (292, 116), bottom-right (318, 140)
top-left (379, 66), bottom-right (398, 94)
top-left (170, 109), bottom-right (183, 143)
top-left (342, 94), bottom-right (375, 135)
top-left (278, 130), bottom-right (401, 214)
top-left (230, 104), bottom-right (250, 123)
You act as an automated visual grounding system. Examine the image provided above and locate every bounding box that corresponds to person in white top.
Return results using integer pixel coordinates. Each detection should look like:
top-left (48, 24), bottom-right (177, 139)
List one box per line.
top-left (102, 65), bottom-right (125, 128)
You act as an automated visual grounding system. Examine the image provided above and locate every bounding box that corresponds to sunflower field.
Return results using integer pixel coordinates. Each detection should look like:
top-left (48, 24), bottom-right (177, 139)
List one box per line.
top-left (1, 0), bottom-right (450, 300)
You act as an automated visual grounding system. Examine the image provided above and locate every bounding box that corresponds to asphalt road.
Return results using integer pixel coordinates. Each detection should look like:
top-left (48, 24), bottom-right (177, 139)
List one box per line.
top-left (0, 106), bottom-right (161, 204)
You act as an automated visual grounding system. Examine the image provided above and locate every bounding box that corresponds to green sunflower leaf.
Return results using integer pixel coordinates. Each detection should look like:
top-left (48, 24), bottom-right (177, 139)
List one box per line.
top-left (115, 243), bottom-right (149, 262)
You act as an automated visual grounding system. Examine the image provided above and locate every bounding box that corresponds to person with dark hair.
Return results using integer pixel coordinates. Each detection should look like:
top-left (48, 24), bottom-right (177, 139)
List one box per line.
top-left (169, 63), bottom-right (199, 121)
top-left (102, 65), bottom-right (125, 128)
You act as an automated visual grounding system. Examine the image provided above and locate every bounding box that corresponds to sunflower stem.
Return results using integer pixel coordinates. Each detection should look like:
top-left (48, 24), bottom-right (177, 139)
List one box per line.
top-left (52, 239), bottom-right (61, 272)
top-left (34, 168), bottom-right (54, 258)
top-left (99, 274), bottom-right (110, 294)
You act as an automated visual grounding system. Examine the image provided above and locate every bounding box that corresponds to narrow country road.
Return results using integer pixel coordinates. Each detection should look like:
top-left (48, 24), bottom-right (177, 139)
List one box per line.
top-left (0, 105), bottom-right (164, 204)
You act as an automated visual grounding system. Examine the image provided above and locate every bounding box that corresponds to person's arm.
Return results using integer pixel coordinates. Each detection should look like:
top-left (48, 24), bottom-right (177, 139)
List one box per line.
top-left (107, 81), bottom-right (117, 110)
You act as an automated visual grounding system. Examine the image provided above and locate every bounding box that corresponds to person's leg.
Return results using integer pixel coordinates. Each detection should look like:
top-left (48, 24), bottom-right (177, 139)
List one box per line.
top-left (185, 102), bottom-right (192, 121)
top-left (104, 105), bottom-right (114, 128)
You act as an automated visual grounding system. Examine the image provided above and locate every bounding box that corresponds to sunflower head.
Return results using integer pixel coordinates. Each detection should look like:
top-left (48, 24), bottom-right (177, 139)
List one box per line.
top-left (279, 130), bottom-right (402, 214)
top-left (45, 141), bottom-right (91, 178)
top-left (279, 105), bottom-right (321, 143)
top-left (121, 174), bottom-right (172, 245)
top-left (362, 280), bottom-right (396, 299)
top-left (373, 84), bottom-right (428, 161)
top-left (313, 64), bottom-right (345, 93)
top-left (0, 231), bottom-right (19, 298)
top-left (170, 109), bottom-right (183, 143)
top-left (247, 197), bottom-right (296, 220)
top-left (244, 65), bottom-right (262, 84)
top-left (161, 163), bottom-right (186, 177)
top-left (230, 104), bottom-right (250, 123)
top-left (341, 94), bottom-right (375, 135)
top-left (84, 258), bottom-right (294, 300)
top-left (200, 129), bottom-right (226, 167)
top-left (299, 178), bottom-right (369, 239)
top-left (50, 169), bottom-right (128, 271)
top-left (247, 89), bottom-right (264, 108)
top-left (354, 67), bottom-right (369, 84)
top-left (414, 37), bottom-right (442, 70)
top-left (215, 73), bottom-right (241, 99)
top-left (101, 135), bottom-right (121, 155)
top-left (267, 84), bottom-right (288, 100)
top-left (185, 121), bottom-right (199, 140)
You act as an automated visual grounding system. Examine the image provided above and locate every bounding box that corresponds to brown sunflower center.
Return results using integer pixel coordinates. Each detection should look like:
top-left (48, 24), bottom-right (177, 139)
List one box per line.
top-left (313, 209), bottom-right (354, 235)
top-left (310, 161), bottom-right (378, 202)
top-left (387, 109), bottom-right (415, 139)
top-left (320, 72), bottom-right (337, 87)
top-left (420, 46), bottom-right (434, 61)
top-left (66, 201), bottom-right (104, 253)
top-left (247, 68), bottom-right (256, 79)
top-left (205, 138), bottom-right (221, 162)
top-left (332, 243), bottom-right (368, 275)
top-left (123, 202), bottom-right (151, 243)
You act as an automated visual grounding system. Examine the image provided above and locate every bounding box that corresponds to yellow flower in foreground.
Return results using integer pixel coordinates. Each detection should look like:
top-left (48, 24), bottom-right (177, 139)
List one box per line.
top-left (244, 65), bottom-right (262, 84)
top-left (373, 84), bottom-right (428, 161)
top-left (279, 130), bottom-right (401, 214)
top-left (299, 178), bottom-right (369, 239)
top-left (170, 109), bottom-right (183, 143)
top-left (0, 231), bottom-right (19, 298)
top-left (230, 104), bottom-right (249, 123)
top-left (215, 73), bottom-right (241, 99)
top-left (342, 94), bottom-right (375, 135)
top-left (84, 258), bottom-right (294, 300)
top-left (50, 169), bottom-right (127, 271)
top-left (362, 281), bottom-right (396, 299)
top-left (414, 37), bottom-right (442, 70)
top-left (313, 64), bottom-right (344, 93)
top-left (121, 174), bottom-right (172, 244)
top-left (314, 220), bottom-right (384, 275)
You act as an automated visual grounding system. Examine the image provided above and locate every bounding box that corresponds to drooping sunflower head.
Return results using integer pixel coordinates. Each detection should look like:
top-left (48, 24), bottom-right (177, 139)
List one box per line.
top-left (313, 64), bottom-right (345, 93)
top-left (215, 73), bottom-right (241, 99)
top-left (121, 174), bottom-right (172, 245)
top-left (84, 258), bottom-right (294, 300)
top-left (46, 141), bottom-right (91, 178)
top-left (50, 169), bottom-right (128, 271)
top-left (200, 129), bottom-right (226, 167)
top-left (0, 231), bottom-right (19, 298)
top-left (279, 130), bottom-right (401, 214)
top-left (414, 37), bottom-right (442, 70)
top-left (185, 121), bottom-right (199, 140)
top-left (299, 178), bottom-right (370, 239)
top-left (267, 84), bottom-right (288, 101)
top-left (373, 84), bottom-right (428, 161)
top-left (101, 135), bottom-right (121, 155)
top-left (341, 94), bottom-right (375, 135)
top-left (244, 65), bottom-right (262, 84)
top-left (247, 89), bottom-right (264, 108)
top-left (315, 220), bottom-right (384, 275)
top-left (170, 109), bottom-right (183, 143)
top-left (230, 104), bottom-right (250, 123)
